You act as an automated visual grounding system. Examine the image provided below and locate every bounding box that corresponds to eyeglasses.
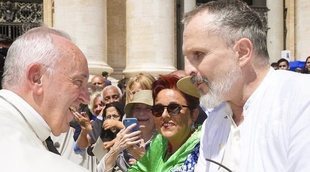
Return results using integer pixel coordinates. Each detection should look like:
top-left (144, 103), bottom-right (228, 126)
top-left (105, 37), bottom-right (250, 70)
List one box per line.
top-left (105, 114), bottom-right (120, 119)
top-left (152, 103), bottom-right (189, 117)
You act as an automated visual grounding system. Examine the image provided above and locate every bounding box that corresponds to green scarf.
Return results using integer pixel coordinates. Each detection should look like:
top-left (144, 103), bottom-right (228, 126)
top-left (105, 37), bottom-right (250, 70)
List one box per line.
top-left (129, 126), bottom-right (201, 172)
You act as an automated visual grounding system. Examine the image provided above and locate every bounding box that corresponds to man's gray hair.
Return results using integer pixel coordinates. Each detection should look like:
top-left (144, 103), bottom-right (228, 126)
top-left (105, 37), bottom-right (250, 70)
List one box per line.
top-left (2, 27), bottom-right (71, 89)
top-left (102, 85), bottom-right (123, 98)
top-left (183, 0), bottom-right (269, 61)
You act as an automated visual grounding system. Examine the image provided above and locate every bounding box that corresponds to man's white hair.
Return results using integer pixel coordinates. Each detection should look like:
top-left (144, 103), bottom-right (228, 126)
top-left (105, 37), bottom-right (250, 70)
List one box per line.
top-left (2, 27), bottom-right (71, 89)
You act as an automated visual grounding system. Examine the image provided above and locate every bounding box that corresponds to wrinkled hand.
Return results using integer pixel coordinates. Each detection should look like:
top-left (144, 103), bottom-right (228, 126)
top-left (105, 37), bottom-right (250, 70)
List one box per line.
top-left (109, 124), bottom-right (143, 156)
top-left (103, 140), bottom-right (115, 150)
top-left (103, 119), bottom-right (119, 130)
top-left (98, 106), bottom-right (105, 117)
top-left (73, 111), bottom-right (92, 132)
top-left (127, 138), bottom-right (146, 160)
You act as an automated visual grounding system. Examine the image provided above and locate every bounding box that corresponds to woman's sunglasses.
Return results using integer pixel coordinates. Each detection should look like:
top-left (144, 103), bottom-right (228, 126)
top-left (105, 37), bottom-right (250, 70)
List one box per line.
top-left (152, 103), bottom-right (189, 117)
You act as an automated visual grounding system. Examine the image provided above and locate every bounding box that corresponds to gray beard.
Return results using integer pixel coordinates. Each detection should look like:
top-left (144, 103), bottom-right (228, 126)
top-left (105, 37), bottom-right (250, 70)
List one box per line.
top-left (200, 66), bottom-right (241, 109)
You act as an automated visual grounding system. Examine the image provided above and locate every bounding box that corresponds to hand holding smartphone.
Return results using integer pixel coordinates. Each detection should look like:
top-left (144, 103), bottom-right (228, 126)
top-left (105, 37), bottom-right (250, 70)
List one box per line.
top-left (123, 118), bottom-right (139, 132)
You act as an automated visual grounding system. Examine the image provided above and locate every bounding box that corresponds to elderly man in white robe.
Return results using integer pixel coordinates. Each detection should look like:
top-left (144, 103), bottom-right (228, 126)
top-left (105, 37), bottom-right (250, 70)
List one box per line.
top-left (0, 27), bottom-right (90, 172)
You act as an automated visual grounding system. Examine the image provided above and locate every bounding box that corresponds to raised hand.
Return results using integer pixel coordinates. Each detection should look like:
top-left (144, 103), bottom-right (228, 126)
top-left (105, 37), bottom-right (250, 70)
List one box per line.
top-left (71, 109), bottom-right (92, 132)
top-left (103, 119), bottom-right (124, 130)
top-left (110, 124), bottom-right (145, 160)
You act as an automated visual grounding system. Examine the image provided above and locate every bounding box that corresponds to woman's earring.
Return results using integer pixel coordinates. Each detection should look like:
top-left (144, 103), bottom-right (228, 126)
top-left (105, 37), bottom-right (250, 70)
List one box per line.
top-left (191, 123), bottom-right (196, 131)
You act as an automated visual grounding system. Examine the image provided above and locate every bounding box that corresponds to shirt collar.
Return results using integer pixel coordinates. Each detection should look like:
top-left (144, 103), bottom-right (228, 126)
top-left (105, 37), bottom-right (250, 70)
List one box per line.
top-left (0, 89), bottom-right (51, 142)
top-left (243, 68), bottom-right (274, 115)
top-left (207, 102), bottom-right (232, 116)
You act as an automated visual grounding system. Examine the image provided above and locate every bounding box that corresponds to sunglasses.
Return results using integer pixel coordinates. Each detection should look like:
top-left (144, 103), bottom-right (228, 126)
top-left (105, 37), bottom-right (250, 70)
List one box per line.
top-left (152, 103), bottom-right (189, 117)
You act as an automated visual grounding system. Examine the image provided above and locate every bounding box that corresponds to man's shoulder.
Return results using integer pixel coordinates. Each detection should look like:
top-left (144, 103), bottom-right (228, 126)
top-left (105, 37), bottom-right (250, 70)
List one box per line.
top-left (0, 133), bottom-right (88, 171)
top-left (273, 70), bottom-right (310, 84)
top-left (273, 71), bottom-right (310, 97)
top-left (260, 70), bottom-right (310, 100)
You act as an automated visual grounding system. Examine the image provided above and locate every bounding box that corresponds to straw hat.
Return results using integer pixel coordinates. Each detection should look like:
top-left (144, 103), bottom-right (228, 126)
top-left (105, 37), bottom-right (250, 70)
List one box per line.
top-left (176, 76), bottom-right (200, 98)
top-left (124, 90), bottom-right (153, 116)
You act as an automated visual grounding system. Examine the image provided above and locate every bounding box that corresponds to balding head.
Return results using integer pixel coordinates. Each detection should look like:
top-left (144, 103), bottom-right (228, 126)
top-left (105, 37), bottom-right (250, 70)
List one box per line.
top-left (90, 75), bottom-right (106, 91)
top-left (2, 26), bottom-right (90, 136)
top-left (102, 85), bottom-right (122, 104)
top-left (2, 27), bottom-right (74, 89)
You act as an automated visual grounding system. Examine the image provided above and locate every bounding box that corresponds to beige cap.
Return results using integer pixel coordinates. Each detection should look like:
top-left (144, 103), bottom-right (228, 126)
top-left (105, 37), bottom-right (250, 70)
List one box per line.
top-left (176, 76), bottom-right (200, 98)
top-left (124, 90), bottom-right (153, 116)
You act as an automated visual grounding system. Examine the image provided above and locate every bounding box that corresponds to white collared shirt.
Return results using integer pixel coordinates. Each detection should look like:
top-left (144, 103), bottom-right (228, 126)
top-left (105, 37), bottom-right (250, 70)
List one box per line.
top-left (220, 115), bottom-right (240, 172)
top-left (0, 89), bottom-right (50, 142)
top-left (0, 89), bottom-right (88, 172)
top-left (195, 69), bottom-right (310, 172)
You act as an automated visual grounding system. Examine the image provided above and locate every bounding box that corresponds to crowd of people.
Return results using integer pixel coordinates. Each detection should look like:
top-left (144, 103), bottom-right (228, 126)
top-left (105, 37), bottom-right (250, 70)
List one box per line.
top-left (0, 0), bottom-right (309, 172)
top-left (271, 56), bottom-right (310, 73)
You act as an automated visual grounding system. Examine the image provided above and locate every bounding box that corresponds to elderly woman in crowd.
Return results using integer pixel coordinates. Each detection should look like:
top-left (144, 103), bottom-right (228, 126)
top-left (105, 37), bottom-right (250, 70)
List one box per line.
top-left (129, 74), bottom-right (201, 171)
top-left (92, 102), bottom-right (125, 149)
top-left (125, 73), bottom-right (155, 104)
top-left (73, 91), bottom-right (104, 149)
top-left (75, 101), bottom-right (125, 156)
top-left (97, 90), bottom-right (155, 172)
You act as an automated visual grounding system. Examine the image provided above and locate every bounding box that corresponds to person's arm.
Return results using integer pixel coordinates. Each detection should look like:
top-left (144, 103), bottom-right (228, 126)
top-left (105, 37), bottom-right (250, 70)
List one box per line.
top-left (98, 125), bottom-right (142, 171)
top-left (103, 139), bottom-right (115, 149)
top-left (115, 120), bottom-right (125, 129)
top-left (104, 146), bottom-right (122, 171)
top-left (73, 141), bottom-right (85, 154)
top-left (103, 119), bottom-right (125, 130)
top-left (74, 111), bottom-right (93, 149)
top-left (97, 149), bottom-right (121, 172)
top-left (127, 148), bottom-right (149, 172)
top-left (127, 139), bottom-right (146, 160)
top-left (97, 129), bottom-right (128, 172)
top-left (76, 128), bottom-right (90, 149)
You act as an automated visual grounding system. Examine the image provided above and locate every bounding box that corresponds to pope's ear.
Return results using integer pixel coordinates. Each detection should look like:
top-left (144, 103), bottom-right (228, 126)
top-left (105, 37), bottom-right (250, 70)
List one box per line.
top-left (233, 38), bottom-right (253, 67)
top-left (27, 64), bottom-right (43, 94)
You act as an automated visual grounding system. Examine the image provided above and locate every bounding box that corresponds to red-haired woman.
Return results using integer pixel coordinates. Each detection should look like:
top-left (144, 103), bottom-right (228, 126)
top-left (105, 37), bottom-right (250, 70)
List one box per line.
top-left (129, 74), bottom-right (201, 172)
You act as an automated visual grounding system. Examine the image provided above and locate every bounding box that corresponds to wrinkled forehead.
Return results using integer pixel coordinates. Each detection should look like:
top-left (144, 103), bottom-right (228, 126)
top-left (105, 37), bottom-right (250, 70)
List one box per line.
top-left (103, 88), bottom-right (120, 97)
top-left (52, 35), bottom-right (88, 74)
top-left (91, 77), bottom-right (104, 83)
top-left (53, 34), bottom-right (86, 62)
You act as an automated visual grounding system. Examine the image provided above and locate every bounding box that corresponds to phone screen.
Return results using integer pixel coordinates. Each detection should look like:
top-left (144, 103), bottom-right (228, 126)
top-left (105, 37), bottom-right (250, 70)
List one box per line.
top-left (123, 118), bottom-right (139, 132)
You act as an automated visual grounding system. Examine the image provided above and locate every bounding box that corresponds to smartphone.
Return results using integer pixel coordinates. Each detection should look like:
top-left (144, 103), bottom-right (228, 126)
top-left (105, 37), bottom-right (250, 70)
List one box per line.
top-left (123, 118), bottom-right (139, 132)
